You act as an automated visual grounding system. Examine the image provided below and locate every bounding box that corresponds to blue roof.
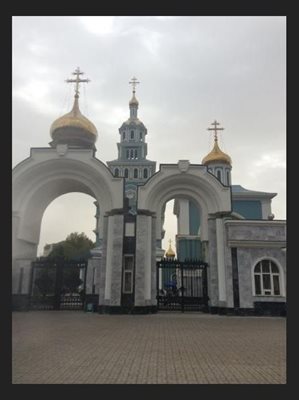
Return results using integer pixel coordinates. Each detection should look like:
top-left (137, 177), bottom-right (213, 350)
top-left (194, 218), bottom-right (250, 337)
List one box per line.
top-left (231, 185), bottom-right (276, 198)
top-left (231, 185), bottom-right (251, 192)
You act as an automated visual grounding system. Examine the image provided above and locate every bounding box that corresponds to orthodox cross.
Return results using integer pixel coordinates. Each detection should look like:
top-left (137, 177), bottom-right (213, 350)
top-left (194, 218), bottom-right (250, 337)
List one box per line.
top-left (207, 120), bottom-right (224, 141)
top-left (66, 67), bottom-right (90, 97)
top-left (129, 76), bottom-right (140, 94)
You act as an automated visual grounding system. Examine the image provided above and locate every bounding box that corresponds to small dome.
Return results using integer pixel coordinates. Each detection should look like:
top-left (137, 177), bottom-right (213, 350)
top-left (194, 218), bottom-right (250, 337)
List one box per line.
top-left (50, 95), bottom-right (97, 148)
top-left (202, 140), bottom-right (232, 165)
top-left (129, 93), bottom-right (139, 106)
top-left (165, 241), bottom-right (176, 258)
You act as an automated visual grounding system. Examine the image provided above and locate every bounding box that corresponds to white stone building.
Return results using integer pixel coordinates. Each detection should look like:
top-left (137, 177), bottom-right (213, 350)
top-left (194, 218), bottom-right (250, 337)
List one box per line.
top-left (12, 69), bottom-right (286, 315)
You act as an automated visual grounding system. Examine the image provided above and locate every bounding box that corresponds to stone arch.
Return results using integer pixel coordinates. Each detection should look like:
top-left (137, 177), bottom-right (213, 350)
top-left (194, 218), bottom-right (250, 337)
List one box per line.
top-left (12, 147), bottom-right (124, 297)
top-left (134, 162), bottom-right (232, 307)
top-left (138, 162), bottom-right (231, 241)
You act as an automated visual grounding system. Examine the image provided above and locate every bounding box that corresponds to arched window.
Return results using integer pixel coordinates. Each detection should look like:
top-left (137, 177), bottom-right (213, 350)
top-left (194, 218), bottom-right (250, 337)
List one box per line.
top-left (130, 149), bottom-right (134, 159)
top-left (226, 170), bottom-right (230, 185)
top-left (126, 149), bottom-right (130, 159)
top-left (216, 170), bottom-right (222, 181)
top-left (123, 132), bottom-right (126, 140)
top-left (130, 130), bottom-right (134, 139)
top-left (140, 132), bottom-right (143, 141)
top-left (143, 168), bottom-right (148, 179)
top-left (114, 168), bottom-right (119, 177)
top-left (124, 168), bottom-right (129, 179)
top-left (134, 168), bottom-right (138, 178)
top-left (254, 260), bottom-right (281, 296)
top-left (134, 149), bottom-right (138, 159)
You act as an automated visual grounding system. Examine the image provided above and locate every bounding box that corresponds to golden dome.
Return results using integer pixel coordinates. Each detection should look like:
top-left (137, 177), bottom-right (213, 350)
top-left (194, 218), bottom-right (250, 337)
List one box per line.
top-left (50, 96), bottom-right (98, 139)
top-left (165, 240), bottom-right (176, 258)
top-left (202, 139), bottom-right (232, 165)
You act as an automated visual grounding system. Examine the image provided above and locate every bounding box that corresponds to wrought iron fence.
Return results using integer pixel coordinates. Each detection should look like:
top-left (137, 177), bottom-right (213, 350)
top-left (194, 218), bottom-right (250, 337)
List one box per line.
top-left (157, 258), bottom-right (209, 312)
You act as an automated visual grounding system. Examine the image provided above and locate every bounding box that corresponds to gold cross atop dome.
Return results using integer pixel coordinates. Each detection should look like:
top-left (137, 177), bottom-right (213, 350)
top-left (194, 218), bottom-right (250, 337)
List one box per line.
top-left (202, 120), bottom-right (231, 165)
top-left (129, 76), bottom-right (140, 94)
top-left (207, 120), bottom-right (224, 142)
top-left (66, 67), bottom-right (90, 98)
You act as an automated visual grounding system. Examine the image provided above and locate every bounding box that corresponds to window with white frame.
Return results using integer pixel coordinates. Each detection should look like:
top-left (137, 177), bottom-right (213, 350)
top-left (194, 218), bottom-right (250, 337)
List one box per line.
top-left (123, 255), bottom-right (134, 294)
top-left (254, 259), bottom-right (281, 296)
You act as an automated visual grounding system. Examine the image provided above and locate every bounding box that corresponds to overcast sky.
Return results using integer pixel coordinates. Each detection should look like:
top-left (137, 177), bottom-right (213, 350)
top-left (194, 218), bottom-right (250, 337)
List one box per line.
top-left (12, 16), bottom-right (286, 255)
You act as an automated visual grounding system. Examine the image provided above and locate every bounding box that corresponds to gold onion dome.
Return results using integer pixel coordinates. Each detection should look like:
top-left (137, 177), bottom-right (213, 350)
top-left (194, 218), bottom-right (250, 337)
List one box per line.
top-left (50, 67), bottom-right (98, 149)
top-left (50, 95), bottom-right (97, 148)
top-left (165, 240), bottom-right (176, 258)
top-left (202, 139), bottom-right (232, 165)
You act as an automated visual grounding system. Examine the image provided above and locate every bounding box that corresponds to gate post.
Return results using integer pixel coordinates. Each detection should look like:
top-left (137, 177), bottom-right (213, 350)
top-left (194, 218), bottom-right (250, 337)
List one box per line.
top-left (180, 262), bottom-right (184, 313)
top-left (135, 213), bottom-right (157, 312)
top-left (98, 213), bottom-right (124, 312)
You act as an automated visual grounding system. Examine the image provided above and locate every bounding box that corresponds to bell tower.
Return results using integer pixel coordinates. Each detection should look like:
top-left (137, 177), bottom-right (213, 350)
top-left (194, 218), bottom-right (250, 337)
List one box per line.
top-left (107, 77), bottom-right (156, 211)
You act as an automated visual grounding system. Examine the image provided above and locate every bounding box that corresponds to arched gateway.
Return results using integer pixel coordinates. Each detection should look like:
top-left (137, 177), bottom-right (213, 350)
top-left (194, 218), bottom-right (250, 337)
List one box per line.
top-left (12, 148), bottom-right (124, 309)
top-left (12, 69), bottom-right (286, 315)
top-left (135, 161), bottom-right (232, 311)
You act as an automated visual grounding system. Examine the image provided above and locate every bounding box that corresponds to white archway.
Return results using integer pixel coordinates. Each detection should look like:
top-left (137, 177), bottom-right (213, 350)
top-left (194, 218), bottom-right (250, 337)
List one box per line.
top-left (12, 147), bottom-right (124, 298)
top-left (138, 162), bottom-right (232, 241)
top-left (134, 161), bottom-right (232, 307)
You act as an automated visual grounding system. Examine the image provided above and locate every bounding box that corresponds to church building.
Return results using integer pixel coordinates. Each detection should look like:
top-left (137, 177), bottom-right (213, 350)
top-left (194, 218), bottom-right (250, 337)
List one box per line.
top-left (12, 69), bottom-right (286, 316)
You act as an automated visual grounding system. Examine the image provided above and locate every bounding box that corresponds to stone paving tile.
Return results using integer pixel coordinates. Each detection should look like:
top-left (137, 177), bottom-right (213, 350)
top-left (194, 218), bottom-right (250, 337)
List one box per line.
top-left (12, 311), bottom-right (286, 384)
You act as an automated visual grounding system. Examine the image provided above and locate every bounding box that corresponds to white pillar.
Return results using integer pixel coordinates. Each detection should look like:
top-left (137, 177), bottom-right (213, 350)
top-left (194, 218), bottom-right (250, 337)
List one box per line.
top-left (216, 218), bottom-right (226, 303)
top-left (104, 215), bottom-right (124, 304)
top-left (261, 199), bottom-right (271, 219)
top-left (177, 199), bottom-right (190, 235)
top-left (145, 216), bottom-right (152, 300)
top-left (135, 214), bottom-right (153, 306)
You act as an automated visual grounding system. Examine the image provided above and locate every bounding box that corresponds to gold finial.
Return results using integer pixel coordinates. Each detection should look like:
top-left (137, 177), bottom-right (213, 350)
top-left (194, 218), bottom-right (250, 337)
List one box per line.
top-left (129, 76), bottom-right (140, 94)
top-left (165, 239), bottom-right (175, 258)
top-left (66, 67), bottom-right (90, 98)
top-left (207, 120), bottom-right (224, 142)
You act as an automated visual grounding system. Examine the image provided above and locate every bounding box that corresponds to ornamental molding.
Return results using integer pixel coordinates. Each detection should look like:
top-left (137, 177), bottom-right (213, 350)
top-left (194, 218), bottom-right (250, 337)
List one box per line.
top-left (178, 160), bottom-right (190, 173)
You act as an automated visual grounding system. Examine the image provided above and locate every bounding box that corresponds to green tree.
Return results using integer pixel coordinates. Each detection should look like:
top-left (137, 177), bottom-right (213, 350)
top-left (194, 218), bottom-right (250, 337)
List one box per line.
top-left (48, 232), bottom-right (95, 260)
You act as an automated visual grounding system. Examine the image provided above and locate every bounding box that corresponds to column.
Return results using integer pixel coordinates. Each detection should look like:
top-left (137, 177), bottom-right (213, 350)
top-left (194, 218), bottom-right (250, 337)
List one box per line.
top-left (216, 217), bottom-right (227, 305)
top-left (135, 214), bottom-right (154, 307)
top-left (102, 214), bottom-right (124, 307)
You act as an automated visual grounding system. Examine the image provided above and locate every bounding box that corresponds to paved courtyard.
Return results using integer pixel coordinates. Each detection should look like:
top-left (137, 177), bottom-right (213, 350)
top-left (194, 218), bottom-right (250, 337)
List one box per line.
top-left (12, 311), bottom-right (286, 384)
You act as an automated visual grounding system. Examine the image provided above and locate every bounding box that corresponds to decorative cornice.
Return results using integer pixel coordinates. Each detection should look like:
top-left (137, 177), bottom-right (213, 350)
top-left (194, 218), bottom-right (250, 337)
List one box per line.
top-left (225, 219), bottom-right (286, 226)
top-left (227, 240), bottom-right (287, 248)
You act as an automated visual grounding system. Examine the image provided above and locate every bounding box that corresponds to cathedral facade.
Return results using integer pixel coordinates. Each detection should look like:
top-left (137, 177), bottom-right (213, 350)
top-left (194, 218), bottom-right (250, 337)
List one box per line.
top-left (12, 69), bottom-right (286, 315)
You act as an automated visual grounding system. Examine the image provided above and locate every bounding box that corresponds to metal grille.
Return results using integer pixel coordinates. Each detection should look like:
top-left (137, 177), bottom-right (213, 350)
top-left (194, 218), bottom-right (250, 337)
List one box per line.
top-left (157, 258), bottom-right (209, 312)
top-left (30, 258), bottom-right (87, 310)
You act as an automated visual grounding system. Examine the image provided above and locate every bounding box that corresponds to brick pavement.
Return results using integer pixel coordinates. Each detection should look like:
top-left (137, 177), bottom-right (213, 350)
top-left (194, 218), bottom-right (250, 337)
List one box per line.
top-left (12, 311), bottom-right (286, 384)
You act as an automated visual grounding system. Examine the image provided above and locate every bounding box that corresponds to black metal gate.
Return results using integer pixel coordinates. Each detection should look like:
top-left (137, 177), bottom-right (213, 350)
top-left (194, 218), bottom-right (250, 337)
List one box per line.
top-left (30, 257), bottom-right (87, 310)
top-left (157, 258), bottom-right (209, 312)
